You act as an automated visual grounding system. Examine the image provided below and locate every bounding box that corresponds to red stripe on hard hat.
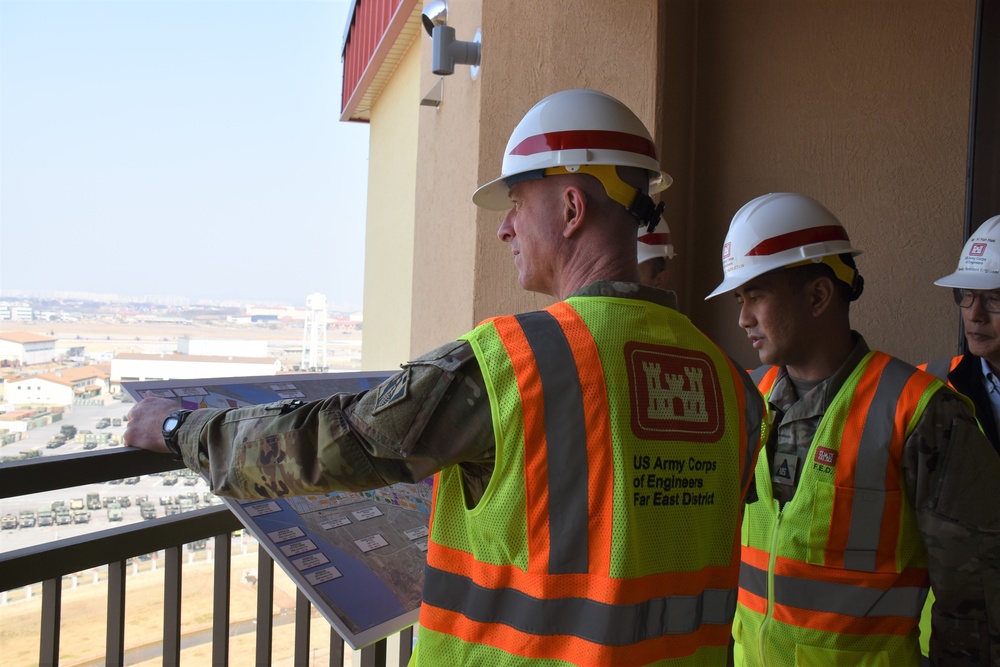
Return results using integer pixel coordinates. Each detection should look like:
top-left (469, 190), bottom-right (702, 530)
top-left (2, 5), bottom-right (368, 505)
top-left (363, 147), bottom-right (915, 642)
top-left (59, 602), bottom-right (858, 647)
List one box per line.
top-left (510, 130), bottom-right (656, 158)
top-left (746, 225), bottom-right (849, 256)
top-left (638, 232), bottom-right (671, 245)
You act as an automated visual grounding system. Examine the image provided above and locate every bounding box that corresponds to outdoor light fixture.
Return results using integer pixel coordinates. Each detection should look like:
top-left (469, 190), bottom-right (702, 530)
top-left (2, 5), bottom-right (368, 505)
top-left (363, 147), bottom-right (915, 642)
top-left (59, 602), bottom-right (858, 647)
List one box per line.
top-left (421, 0), bottom-right (481, 78)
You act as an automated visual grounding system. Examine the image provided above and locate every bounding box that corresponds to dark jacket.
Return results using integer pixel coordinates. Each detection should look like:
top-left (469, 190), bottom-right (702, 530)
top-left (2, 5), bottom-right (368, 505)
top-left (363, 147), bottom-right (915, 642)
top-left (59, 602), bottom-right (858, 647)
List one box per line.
top-left (924, 353), bottom-right (1000, 455)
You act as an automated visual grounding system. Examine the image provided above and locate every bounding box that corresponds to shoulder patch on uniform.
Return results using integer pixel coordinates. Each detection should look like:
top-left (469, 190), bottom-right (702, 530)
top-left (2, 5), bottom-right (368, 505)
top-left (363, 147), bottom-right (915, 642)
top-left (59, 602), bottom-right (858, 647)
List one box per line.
top-left (371, 369), bottom-right (410, 415)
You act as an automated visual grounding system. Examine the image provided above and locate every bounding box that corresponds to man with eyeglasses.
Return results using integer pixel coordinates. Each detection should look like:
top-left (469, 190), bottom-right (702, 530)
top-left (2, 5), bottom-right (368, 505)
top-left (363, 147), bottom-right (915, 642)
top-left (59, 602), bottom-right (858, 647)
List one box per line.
top-left (923, 215), bottom-right (1000, 455)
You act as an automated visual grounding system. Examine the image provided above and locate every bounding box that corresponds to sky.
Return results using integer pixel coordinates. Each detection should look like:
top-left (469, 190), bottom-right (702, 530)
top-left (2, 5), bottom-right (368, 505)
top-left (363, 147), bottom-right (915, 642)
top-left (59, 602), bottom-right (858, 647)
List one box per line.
top-left (0, 0), bottom-right (370, 310)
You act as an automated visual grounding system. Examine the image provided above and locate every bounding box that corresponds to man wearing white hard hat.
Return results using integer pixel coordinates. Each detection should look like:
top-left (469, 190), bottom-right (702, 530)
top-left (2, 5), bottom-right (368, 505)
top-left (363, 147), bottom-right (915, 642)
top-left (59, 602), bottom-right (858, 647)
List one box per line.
top-left (636, 225), bottom-right (674, 289)
top-left (921, 215), bottom-right (1000, 454)
top-left (705, 193), bottom-right (1000, 666)
top-left (126, 89), bottom-right (765, 665)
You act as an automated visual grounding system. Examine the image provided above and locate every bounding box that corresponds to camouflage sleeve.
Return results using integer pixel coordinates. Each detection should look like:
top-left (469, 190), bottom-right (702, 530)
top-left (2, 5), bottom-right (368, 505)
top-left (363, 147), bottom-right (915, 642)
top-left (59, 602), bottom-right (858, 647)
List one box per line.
top-left (903, 389), bottom-right (1000, 666)
top-left (175, 340), bottom-right (495, 501)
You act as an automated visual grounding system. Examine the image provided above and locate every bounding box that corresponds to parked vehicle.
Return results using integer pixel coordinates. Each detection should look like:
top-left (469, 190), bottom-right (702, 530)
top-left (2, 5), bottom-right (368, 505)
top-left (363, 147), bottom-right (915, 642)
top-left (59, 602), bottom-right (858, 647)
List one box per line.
top-left (124, 476), bottom-right (141, 485)
top-left (106, 503), bottom-right (123, 522)
top-left (139, 503), bottom-right (157, 520)
top-left (47, 435), bottom-right (66, 448)
top-left (1, 513), bottom-right (18, 529)
top-left (36, 509), bottom-right (54, 526)
top-left (18, 509), bottom-right (36, 528)
top-left (116, 496), bottom-right (131, 508)
top-left (112, 418), bottom-right (122, 427)
top-left (70, 498), bottom-right (85, 511)
top-left (55, 510), bottom-right (72, 525)
top-left (95, 418), bottom-right (111, 429)
top-left (163, 474), bottom-right (178, 486)
top-left (72, 510), bottom-right (91, 524)
top-left (60, 424), bottom-right (77, 440)
top-left (86, 492), bottom-right (102, 510)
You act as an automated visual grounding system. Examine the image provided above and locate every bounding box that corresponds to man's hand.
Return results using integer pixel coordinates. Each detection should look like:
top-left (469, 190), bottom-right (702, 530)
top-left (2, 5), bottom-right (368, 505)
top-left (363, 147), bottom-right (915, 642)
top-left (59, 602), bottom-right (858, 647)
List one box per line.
top-left (123, 397), bottom-right (183, 454)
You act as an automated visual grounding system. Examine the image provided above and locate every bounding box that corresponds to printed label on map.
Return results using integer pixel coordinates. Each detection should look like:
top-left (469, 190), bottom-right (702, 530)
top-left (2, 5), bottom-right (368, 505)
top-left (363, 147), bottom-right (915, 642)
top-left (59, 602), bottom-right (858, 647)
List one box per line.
top-left (319, 515), bottom-right (352, 530)
top-left (354, 534), bottom-right (389, 553)
top-left (403, 526), bottom-right (429, 540)
top-left (414, 539), bottom-right (429, 553)
top-left (244, 501), bottom-right (282, 517)
top-left (268, 526), bottom-right (305, 543)
top-left (292, 552), bottom-right (331, 571)
top-left (280, 539), bottom-right (318, 557)
top-left (352, 506), bottom-right (384, 522)
top-left (305, 566), bottom-right (343, 585)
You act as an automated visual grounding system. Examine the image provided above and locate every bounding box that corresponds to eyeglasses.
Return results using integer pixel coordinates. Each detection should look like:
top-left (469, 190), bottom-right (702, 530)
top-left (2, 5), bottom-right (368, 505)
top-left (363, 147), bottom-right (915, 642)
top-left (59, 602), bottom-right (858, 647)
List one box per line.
top-left (953, 288), bottom-right (1000, 313)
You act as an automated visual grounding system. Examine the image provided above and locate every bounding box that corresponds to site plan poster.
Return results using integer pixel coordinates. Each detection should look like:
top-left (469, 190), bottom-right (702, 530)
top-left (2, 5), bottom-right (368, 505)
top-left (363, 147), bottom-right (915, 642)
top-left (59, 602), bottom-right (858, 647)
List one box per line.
top-left (122, 372), bottom-right (430, 649)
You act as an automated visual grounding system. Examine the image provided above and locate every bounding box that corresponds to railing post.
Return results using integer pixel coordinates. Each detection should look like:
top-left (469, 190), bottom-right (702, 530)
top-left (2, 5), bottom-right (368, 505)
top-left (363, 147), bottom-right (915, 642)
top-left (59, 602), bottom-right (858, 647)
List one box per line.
top-left (40, 577), bottom-right (61, 667)
top-left (255, 548), bottom-right (275, 667)
top-left (359, 638), bottom-right (387, 667)
top-left (106, 559), bottom-right (127, 666)
top-left (212, 533), bottom-right (232, 667)
top-left (163, 545), bottom-right (183, 664)
top-left (294, 588), bottom-right (311, 666)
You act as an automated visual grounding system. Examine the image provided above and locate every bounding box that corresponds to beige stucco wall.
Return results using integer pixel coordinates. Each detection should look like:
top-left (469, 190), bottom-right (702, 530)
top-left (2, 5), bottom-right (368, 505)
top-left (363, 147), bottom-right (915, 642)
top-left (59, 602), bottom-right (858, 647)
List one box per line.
top-left (388, 0), bottom-right (976, 370)
top-left (678, 1), bottom-right (976, 370)
top-left (361, 37), bottom-right (422, 371)
top-left (408, 2), bottom-right (484, 356)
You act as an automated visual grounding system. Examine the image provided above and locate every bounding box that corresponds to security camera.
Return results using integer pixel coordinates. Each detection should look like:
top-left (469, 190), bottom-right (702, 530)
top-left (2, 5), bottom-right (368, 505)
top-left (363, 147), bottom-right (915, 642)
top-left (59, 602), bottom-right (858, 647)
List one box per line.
top-left (421, 0), bottom-right (448, 36)
top-left (420, 0), bottom-right (480, 77)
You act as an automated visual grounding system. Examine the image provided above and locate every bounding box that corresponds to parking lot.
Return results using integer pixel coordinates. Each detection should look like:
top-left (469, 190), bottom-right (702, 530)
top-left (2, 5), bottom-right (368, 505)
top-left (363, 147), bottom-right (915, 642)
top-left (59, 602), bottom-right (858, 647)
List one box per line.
top-left (0, 399), bottom-right (218, 553)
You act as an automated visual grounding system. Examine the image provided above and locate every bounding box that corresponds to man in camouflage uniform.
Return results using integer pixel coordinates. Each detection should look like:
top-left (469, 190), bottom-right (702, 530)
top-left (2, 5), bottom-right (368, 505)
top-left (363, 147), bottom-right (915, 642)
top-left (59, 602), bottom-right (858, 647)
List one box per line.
top-left (706, 193), bottom-right (1000, 666)
top-left (126, 89), bottom-right (766, 665)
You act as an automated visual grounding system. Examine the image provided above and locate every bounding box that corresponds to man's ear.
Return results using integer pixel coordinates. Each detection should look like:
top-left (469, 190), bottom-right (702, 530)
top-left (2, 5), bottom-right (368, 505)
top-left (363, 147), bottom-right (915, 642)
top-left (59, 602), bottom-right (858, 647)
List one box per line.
top-left (562, 185), bottom-right (587, 238)
top-left (810, 276), bottom-right (836, 317)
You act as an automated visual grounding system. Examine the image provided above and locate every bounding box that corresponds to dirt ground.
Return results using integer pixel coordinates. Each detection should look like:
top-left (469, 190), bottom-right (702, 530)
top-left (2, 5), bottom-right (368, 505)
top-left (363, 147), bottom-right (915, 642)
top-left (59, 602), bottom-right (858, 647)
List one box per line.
top-left (0, 547), bottom-right (366, 667)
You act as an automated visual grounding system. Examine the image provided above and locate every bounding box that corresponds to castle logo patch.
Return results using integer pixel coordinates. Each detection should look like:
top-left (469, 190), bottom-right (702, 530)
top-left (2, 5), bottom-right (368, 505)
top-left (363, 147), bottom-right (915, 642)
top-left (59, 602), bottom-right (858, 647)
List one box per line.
top-left (971, 242), bottom-right (988, 257)
top-left (814, 447), bottom-right (837, 466)
top-left (625, 342), bottom-right (723, 442)
top-left (371, 369), bottom-right (410, 415)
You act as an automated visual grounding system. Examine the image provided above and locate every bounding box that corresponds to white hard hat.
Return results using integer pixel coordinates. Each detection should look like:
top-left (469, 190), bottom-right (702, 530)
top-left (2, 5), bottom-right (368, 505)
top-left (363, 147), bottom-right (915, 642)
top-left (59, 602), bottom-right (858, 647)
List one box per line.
top-left (706, 193), bottom-right (862, 299)
top-left (935, 215), bottom-right (1000, 290)
top-left (473, 89), bottom-right (673, 217)
top-left (637, 224), bottom-right (675, 262)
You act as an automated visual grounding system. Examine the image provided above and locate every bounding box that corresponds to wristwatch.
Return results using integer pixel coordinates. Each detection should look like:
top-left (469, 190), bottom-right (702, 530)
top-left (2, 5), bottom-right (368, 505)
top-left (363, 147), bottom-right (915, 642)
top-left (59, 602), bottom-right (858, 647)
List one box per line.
top-left (162, 409), bottom-right (193, 459)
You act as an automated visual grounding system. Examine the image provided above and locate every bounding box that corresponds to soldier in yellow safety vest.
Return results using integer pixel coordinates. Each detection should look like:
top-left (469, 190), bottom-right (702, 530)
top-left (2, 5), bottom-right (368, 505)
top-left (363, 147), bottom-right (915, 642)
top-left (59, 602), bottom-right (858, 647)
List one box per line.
top-left (705, 193), bottom-right (1000, 666)
top-left (125, 89), bottom-right (767, 665)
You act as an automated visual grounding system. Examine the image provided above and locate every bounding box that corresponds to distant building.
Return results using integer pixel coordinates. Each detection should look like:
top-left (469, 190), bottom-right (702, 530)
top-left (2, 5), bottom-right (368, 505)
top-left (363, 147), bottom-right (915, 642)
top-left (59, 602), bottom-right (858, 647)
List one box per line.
top-left (5, 364), bottom-right (110, 406)
top-left (0, 332), bottom-right (59, 366)
top-left (111, 353), bottom-right (281, 388)
top-left (0, 303), bottom-right (34, 321)
top-left (177, 337), bottom-right (269, 358)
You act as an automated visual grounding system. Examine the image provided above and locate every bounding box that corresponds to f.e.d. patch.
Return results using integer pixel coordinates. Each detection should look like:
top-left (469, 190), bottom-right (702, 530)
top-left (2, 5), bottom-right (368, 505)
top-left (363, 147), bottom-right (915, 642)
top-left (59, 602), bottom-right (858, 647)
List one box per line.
top-left (371, 369), bottom-right (410, 415)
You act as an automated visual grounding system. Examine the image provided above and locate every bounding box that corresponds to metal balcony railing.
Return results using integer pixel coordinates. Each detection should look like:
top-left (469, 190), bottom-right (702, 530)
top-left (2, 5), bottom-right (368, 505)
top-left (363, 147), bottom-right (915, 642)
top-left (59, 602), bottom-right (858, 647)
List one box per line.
top-left (0, 448), bottom-right (413, 667)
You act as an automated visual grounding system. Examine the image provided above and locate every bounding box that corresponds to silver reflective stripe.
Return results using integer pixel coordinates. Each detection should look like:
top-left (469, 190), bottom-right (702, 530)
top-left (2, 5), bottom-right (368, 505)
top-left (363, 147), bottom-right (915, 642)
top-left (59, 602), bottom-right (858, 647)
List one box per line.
top-left (923, 358), bottom-right (951, 381)
top-left (775, 573), bottom-right (927, 618)
top-left (423, 565), bottom-right (737, 644)
top-left (845, 357), bottom-right (915, 572)
top-left (731, 357), bottom-right (765, 493)
top-left (515, 311), bottom-right (590, 575)
top-left (749, 365), bottom-right (772, 386)
top-left (739, 562), bottom-right (927, 619)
